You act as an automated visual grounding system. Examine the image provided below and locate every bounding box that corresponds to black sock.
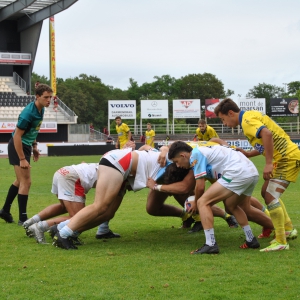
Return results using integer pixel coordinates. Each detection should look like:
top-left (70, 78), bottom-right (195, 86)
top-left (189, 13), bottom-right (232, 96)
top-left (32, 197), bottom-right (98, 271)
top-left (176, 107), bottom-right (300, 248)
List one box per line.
top-left (2, 185), bottom-right (19, 213)
top-left (18, 194), bottom-right (28, 222)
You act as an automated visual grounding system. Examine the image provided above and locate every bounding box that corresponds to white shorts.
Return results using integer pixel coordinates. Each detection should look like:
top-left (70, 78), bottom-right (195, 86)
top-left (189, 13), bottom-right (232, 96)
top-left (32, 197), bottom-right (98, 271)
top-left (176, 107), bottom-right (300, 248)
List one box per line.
top-left (217, 175), bottom-right (259, 196)
top-left (51, 166), bottom-right (86, 203)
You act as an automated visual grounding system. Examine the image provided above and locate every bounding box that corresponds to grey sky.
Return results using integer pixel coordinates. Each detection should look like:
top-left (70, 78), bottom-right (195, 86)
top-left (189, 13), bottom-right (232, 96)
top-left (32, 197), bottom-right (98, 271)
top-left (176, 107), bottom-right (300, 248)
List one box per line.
top-left (33, 0), bottom-right (300, 99)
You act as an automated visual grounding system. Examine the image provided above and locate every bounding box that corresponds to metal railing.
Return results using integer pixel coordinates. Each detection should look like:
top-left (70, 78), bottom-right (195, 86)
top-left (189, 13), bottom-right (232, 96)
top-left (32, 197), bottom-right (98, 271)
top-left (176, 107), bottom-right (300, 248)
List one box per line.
top-left (109, 122), bottom-right (300, 135)
top-left (13, 72), bottom-right (26, 92)
top-left (56, 98), bottom-right (77, 122)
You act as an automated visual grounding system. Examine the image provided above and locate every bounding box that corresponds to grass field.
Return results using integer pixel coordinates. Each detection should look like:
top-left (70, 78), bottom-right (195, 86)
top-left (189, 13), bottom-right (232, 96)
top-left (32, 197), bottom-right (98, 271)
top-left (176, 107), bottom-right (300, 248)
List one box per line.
top-left (0, 155), bottom-right (299, 300)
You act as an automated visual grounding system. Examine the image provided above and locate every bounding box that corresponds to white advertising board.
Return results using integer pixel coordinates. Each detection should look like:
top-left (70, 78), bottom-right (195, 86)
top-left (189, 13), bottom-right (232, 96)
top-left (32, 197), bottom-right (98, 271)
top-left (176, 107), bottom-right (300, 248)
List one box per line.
top-left (108, 100), bottom-right (136, 119)
top-left (173, 99), bottom-right (201, 118)
top-left (238, 98), bottom-right (266, 114)
top-left (141, 100), bottom-right (169, 119)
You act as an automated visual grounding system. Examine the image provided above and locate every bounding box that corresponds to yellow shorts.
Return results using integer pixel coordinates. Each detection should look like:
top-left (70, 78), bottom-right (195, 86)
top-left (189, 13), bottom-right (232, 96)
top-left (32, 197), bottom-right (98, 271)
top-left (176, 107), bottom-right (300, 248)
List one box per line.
top-left (273, 150), bottom-right (300, 182)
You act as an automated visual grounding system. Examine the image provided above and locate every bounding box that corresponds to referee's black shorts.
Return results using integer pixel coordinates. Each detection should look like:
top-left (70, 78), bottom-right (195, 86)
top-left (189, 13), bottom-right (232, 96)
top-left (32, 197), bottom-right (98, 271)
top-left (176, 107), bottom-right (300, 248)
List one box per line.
top-left (8, 138), bottom-right (31, 166)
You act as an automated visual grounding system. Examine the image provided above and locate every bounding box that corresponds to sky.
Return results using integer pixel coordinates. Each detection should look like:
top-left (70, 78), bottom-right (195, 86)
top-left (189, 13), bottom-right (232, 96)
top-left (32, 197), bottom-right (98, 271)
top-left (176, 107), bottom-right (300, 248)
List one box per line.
top-left (33, 0), bottom-right (300, 99)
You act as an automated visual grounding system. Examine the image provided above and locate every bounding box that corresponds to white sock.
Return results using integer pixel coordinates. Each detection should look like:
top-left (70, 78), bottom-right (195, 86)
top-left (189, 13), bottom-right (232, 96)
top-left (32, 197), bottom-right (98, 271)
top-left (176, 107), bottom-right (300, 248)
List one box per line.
top-left (32, 214), bottom-right (41, 222)
top-left (38, 221), bottom-right (50, 232)
top-left (243, 225), bottom-right (254, 242)
top-left (204, 228), bottom-right (216, 246)
top-left (57, 219), bottom-right (70, 231)
top-left (59, 225), bottom-right (73, 239)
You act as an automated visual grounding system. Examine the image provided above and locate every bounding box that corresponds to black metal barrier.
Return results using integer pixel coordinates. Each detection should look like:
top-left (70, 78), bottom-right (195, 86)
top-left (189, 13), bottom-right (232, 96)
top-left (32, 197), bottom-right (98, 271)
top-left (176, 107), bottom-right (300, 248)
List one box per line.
top-left (47, 143), bottom-right (156, 156)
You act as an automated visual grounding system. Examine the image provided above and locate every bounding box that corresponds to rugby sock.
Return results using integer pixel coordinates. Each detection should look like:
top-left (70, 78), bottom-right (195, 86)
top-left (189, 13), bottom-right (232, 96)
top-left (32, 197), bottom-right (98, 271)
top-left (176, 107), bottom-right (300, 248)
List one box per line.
top-left (17, 194), bottom-right (28, 222)
top-left (267, 201), bottom-right (286, 244)
top-left (97, 221), bottom-right (109, 234)
top-left (204, 228), bottom-right (215, 246)
top-left (38, 221), bottom-right (50, 232)
top-left (261, 205), bottom-right (270, 217)
top-left (57, 220), bottom-right (70, 230)
top-left (32, 214), bottom-right (41, 223)
top-left (2, 184), bottom-right (19, 213)
top-left (59, 225), bottom-right (73, 239)
top-left (242, 225), bottom-right (254, 242)
top-left (278, 198), bottom-right (293, 231)
top-left (223, 212), bottom-right (230, 219)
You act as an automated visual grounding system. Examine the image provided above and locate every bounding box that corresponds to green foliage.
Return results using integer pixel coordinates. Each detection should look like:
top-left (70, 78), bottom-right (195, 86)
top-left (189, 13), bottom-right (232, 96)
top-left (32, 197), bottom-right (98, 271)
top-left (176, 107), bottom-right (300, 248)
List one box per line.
top-left (287, 81), bottom-right (300, 95)
top-left (246, 83), bottom-right (285, 116)
top-left (31, 72), bottom-right (50, 94)
top-left (31, 71), bottom-right (299, 132)
top-left (178, 73), bottom-right (227, 100)
top-left (0, 155), bottom-right (299, 299)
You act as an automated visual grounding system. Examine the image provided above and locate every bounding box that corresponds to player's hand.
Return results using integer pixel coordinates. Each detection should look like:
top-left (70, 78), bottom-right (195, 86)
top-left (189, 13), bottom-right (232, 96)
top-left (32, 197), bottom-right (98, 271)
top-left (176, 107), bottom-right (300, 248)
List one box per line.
top-left (123, 141), bottom-right (136, 150)
top-left (188, 201), bottom-right (198, 215)
top-left (20, 159), bottom-right (30, 169)
top-left (158, 146), bottom-right (168, 167)
top-left (263, 163), bottom-right (273, 180)
top-left (147, 178), bottom-right (156, 189)
top-left (32, 148), bottom-right (40, 162)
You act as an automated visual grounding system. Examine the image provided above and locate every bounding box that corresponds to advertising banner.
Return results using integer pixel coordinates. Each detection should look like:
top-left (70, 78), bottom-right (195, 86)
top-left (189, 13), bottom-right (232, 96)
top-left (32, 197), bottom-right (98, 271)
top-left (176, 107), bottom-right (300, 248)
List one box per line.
top-left (173, 99), bottom-right (200, 118)
top-left (238, 98), bottom-right (266, 114)
top-left (141, 100), bottom-right (168, 119)
top-left (270, 98), bottom-right (299, 117)
top-left (108, 100), bottom-right (136, 119)
top-left (205, 99), bottom-right (222, 118)
top-left (0, 122), bottom-right (57, 133)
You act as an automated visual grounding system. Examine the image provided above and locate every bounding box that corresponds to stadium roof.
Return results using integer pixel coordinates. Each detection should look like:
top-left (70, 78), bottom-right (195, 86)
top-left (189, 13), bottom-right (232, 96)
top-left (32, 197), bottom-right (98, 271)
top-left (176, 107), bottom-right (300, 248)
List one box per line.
top-left (0, 0), bottom-right (78, 30)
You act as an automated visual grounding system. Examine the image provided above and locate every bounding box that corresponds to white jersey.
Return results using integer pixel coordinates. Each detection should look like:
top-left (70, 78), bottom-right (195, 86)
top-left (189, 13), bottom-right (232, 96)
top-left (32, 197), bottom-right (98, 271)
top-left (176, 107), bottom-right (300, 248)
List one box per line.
top-left (128, 150), bottom-right (167, 191)
top-left (72, 163), bottom-right (98, 193)
top-left (191, 145), bottom-right (258, 182)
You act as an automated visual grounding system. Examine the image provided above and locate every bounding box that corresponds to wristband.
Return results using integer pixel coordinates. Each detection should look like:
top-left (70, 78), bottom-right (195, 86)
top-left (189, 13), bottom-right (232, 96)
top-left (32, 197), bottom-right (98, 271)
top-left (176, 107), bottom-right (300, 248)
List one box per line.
top-left (32, 142), bottom-right (37, 146)
top-left (153, 184), bottom-right (162, 191)
top-left (20, 158), bottom-right (26, 161)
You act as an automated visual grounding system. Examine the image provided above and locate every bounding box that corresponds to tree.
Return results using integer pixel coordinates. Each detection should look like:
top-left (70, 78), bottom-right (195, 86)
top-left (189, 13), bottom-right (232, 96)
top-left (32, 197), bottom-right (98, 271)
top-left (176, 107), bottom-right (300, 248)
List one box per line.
top-left (31, 72), bottom-right (50, 94)
top-left (287, 81), bottom-right (300, 95)
top-left (178, 73), bottom-right (226, 101)
top-left (246, 83), bottom-right (284, 116)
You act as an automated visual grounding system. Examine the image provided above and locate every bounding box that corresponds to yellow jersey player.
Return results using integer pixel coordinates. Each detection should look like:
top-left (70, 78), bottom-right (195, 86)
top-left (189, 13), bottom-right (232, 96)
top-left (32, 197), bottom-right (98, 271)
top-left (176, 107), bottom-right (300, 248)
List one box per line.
top-left (115, 116), bottom-right (132, 149)
top-left (145, 123), bottom-right (155, 147)
top-left (215, 98), bottom-right (298, 252)
top-left (194, 119), bottom-right (219, 141)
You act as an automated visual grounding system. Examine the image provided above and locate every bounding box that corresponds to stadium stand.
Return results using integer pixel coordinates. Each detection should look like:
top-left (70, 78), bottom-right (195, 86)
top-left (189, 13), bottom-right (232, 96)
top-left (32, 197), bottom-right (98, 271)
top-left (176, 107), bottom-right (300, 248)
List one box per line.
top-left (0, 1), bottom-right (78, 128)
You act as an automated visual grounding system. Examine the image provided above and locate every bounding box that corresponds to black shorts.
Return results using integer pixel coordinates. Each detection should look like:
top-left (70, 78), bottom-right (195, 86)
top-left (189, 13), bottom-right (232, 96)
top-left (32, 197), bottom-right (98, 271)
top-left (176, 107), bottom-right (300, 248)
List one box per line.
top-left (8, 138), bottom-right (31, 166)
top-left (99, 157), bottom-right (122, 174)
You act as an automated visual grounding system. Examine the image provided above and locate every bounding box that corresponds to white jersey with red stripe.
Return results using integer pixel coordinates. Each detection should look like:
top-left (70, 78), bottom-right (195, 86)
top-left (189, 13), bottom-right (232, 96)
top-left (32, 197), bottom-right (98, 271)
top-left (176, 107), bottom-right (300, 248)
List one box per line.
top-left (71, 163), bottom-right (99, 193)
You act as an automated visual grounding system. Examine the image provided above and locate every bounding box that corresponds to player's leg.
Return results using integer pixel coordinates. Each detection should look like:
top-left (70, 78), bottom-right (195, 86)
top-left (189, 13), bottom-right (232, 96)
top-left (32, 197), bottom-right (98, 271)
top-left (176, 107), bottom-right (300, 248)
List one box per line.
top-left (14, 164), bottom-right (31, 224)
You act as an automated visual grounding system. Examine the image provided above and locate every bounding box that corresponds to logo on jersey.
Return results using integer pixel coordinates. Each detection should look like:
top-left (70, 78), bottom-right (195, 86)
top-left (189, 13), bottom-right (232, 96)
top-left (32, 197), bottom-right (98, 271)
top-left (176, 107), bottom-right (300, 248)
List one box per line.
top-left (254, 143), bottom-right (264, 154)
top-left (189, 159), bottom-right (198, 168)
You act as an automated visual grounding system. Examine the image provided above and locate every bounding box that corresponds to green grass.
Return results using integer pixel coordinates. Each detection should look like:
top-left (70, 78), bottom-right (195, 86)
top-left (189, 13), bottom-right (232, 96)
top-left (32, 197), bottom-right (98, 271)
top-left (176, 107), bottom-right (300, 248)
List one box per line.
top-left (0, 155), bottom-right (299, 300)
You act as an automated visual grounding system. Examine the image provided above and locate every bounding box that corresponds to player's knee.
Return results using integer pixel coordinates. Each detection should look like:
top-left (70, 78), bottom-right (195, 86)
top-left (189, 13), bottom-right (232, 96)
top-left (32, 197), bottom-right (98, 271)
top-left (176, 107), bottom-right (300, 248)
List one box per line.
top-left (146, 204), bottom-right (160, 216)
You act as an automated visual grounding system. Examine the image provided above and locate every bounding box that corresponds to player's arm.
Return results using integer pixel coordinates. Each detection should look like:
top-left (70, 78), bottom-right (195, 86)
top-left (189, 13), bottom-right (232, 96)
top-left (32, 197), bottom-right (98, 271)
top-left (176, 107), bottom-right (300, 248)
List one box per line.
top-left (127, 130), bottom-right (132, 141)
top-left (115, 128), bottom-right (120, 148)
top-left (236, 148), bottom-right (260, 158)
top-left (147, 169), bottom-right (195, 194)
top-left (149, 135), bottom-right (154, 145)
top-left (13, 128), bottom-right (30, 168)
top-left (32, 140), bottom-right (40, 162)
top-left (157, 146), bottom-right (169, 166)
top-left (138, 144), bottom-right (153, 151)
top-left (191, 177), bottom-right (206, 214)
top-left (259, 127), bottom-right (274, 180)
